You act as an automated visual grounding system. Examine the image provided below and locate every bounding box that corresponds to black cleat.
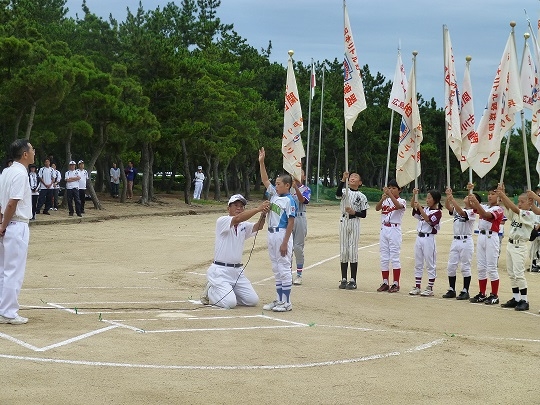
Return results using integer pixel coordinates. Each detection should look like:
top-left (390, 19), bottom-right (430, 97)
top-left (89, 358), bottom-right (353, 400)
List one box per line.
top-left (456, 291), bottom-right (470, 300)
top-left (442, 289), bottom-right (456, 298)
top-left (469, 293), bottom-right (486, 303)
top-left (339, 279), bottom-right (347, 289)
top-left (346, 280), bottom-right (357, 290)
top-left (484, 294), bottom-right (499, 305)
top-left (515, 300), bottom-right (530, 311)
top-left (501, 298), bottom-right (518, 308)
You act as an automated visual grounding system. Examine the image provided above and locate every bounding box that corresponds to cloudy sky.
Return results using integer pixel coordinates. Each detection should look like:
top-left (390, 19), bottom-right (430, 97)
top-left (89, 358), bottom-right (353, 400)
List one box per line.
top-left (65, 0), bottom-right (540, 116)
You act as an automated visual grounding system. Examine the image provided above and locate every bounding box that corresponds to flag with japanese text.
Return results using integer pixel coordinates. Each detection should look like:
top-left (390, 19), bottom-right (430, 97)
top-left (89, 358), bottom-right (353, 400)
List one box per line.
top-left (466, 31), bottom-right (523, 178)
top-left (396, 61), bottom-right (423, 187)
top-left (459, 59), bottom-right (476, 172)
top-left (343, 4), bottom-right (366, 131)
top-left (526, 25), bottom-right (540, 156)
top-left (443, 26), bottom-right (462, 163)
top-left (282, 55), bottom-right (305, 181)
top-left (310, 62), bottom-right (316, 99)
top-left (388, 50), bottom-right (408, 114)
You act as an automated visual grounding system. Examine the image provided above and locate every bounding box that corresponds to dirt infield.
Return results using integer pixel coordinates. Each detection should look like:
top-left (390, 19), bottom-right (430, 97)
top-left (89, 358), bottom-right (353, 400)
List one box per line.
top-left (1, 195), bottom-right (539, 404)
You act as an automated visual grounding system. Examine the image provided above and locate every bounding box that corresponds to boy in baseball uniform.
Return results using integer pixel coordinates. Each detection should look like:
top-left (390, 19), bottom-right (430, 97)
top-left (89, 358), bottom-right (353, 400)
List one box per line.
top-left (258, 147), bottom-right (297, 312)
top-left (376, 179), bottom-right (405, 293)
top-left (442, 185), bottom-right (480, 300)
top-left (496, 185), bottom-right (535, 311)
top-left (200, 194), bottom-right (270, 309)
top-left (468, 185), bottom-right (505, 305)
top-left (291, 169), bottom-right (311, 285)
top-left (336, 171), bottom-right (369, 290)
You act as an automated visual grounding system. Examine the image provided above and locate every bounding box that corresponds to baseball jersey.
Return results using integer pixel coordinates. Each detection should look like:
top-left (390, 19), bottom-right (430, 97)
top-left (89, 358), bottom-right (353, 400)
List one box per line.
top-left (505, 208), bottom-right (535, 241)
top-left (413, 207), bottom-right (442, 234)
top-left (214, 215), bottom-right (255, 263)
top-left (266, 185), bottom-right (297, 228)
top-left (292, 184), bottom-right (311, 213)
top-left (450, 208), bottom-right (476, 236)
top-left (380, 197), bottom-right (406, 224)
top-left (337, 186), bottom-right (369, 217)
top-left (477, 204), bottom-right (504, 232)
top-left (38, 166), bottom-right (54, 189)
top-left (0, 162), bottom-right (32, 220)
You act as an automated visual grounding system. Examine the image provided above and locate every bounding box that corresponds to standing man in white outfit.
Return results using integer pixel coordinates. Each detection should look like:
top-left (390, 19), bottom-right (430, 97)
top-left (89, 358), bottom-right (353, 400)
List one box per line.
top-left (193, 166), bottom-right (205, 200)
top-left (0, 139), bottom-right (35, 324)
top-left (200, 194), bottom-right (270, 308)
top-left (77, 160), bottom-right (89, 214)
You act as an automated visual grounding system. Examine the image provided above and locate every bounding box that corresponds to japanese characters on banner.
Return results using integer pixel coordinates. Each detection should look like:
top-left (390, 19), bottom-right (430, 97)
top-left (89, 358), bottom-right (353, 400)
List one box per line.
top-left (388, 50), bottom-right (408, 115)
top-left (459, 59), bottom-right (476, 172)
top-left (443, 26), bottom-right (462, 163)
top-left (343, 3), bottom-right (366, 131)
top-left (466, 30), bottom-right (523, 178)
top-left (282, 55), bottom-right (305, 181)
top-left (396, 61), bottom-right (423, 187)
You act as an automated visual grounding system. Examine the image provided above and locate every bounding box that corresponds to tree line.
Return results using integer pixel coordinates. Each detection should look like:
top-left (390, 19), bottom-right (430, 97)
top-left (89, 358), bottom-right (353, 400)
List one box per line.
top-left (0, 0), bottom-right (535, 207)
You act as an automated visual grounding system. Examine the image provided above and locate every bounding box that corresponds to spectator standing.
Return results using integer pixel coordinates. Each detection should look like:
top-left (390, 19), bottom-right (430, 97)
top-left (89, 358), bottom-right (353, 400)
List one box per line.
top-left (50, 163), bottom-right (61, 210)
top-left (28, 164), bottom-right (39, 220)
top-left (36, 158), bottom-right (53, 215)
top-left (77, 160), bottom-right (89, 214)
top-left (193, 166), bottom-right (205, 200)
top-left (65, 161), bottom-right (82, 217)
top-left (125, 161), bottom-right (137, 200)
top-left (110, 163), bottom-right (120, 198)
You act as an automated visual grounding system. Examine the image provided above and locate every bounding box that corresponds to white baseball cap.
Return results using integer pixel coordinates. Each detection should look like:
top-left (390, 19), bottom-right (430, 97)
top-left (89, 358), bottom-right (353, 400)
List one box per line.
top-left (78, 160), bottom-right (84, 164)
top-left (197, 166), bottom-right (202, 170)
top-left (228, 194), bottom-right (247, 206)
top-left (69, 160), bottom-right (76, 165)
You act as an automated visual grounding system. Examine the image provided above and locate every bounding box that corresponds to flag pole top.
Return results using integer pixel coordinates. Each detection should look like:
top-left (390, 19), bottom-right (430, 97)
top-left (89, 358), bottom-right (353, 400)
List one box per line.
top-left (510, 21), bottom-right (516, 28)
top-left (466, 55), bottom-right (472, 62)
top-left (412, 51), bottom-right (418, 56)
top-left (524, 32), bottom-right (530, 39)
top-left (288, 50), bottom-right (294, 57)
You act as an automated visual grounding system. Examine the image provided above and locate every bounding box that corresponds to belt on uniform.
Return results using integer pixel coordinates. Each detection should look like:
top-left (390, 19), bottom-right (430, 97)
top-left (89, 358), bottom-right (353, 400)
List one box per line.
top-left (383, 222), bottom-right (399, 227)
top-left (213, 261), bottom-right (243, 268)
top-left (342, 214), bottom-right (358, 219)
top-left (454, 235), bottom-right (469, 240)
top-left (11, 216), bottom-right (29, 224)
top-left (268, 227), bottom-right (282, 233)
top-left (509, 238), bottom-right (526, 245)
top-left (418, 232), bottom-right (431, 237)
top-left (479, 230), bottom-right (493, 235)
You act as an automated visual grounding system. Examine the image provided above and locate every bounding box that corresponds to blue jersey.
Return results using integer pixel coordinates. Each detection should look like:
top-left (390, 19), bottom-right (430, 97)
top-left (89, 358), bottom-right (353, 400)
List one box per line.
top-left (266, 185), bottom-right (297, 228)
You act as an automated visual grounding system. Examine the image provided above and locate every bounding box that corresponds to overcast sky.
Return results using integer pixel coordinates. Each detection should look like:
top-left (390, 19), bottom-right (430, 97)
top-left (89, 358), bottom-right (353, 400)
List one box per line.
top-left (65, 0), bottom-right (540, 117)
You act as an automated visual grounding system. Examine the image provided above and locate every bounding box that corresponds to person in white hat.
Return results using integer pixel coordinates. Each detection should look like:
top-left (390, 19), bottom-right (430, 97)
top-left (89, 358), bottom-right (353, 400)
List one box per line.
top-left (65, 161), bottom-right (82, 217)
top-left (193, 166), bottom-right (205, 200)
top-left (200, 194), bottom-right (270, 309)
top-left (77, 160), bottom-right (89, 213)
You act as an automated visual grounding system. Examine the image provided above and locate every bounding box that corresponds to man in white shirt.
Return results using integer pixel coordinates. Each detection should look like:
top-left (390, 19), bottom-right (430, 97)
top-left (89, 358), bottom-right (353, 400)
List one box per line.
top-left (193, 166), bottom-right (205, 200)
top-left (50, 163), bottom-right (61, 210)
top-left (77, 160), bottom-right (89, 214)
top-left (65, 161), bottom-right (82, 217)
top-left (109, 162), bottom-right (120, 198)
top-left (36, 158), bottom-right (54, 215)
top-left (0, 139), bottom-right (35, 324)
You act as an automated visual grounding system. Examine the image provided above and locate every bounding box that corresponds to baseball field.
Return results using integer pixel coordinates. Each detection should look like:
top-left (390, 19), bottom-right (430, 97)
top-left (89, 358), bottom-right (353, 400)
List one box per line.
top-left (0, 195), bottom-right (538, 404)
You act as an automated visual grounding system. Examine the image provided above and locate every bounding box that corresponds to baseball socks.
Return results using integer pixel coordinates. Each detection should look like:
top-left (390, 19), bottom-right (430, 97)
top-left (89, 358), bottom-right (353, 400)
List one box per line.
top-left (448, 276), bottom-right (456, 291)
top-left (392, 268), bottom-right (401, 287)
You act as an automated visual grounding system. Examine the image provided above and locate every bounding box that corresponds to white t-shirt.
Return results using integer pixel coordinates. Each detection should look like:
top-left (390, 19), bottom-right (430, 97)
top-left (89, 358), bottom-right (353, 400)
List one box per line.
top-left (38, 166), bottom-right (54, 190)
top-left (65, 170), bottom-right (80, 189)
top-left (0, 162), bottom-right (32, 220)
top-left (380, 197), bottom-right (406, 225)
top-left (77, 169), bottom-right (89, 190)
top-left (450, 208), bottom-right (476, 236)
top-left (213, 215), bottom-right (255, 263)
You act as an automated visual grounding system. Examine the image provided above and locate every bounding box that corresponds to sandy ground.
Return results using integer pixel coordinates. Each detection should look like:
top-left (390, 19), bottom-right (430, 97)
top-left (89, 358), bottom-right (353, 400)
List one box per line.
top-left (0, 193), bottom-right (539, 404)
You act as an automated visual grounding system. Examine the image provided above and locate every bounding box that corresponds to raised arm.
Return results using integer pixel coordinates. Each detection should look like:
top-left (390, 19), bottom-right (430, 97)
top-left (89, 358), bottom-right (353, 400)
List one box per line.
top-left (258, 148), bottom-right (271, 189)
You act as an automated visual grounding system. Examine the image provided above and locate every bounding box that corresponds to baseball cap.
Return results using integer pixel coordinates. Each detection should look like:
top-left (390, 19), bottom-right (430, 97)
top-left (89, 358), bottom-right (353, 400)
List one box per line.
top-left (197, 166), bottom-right (202, 169)
top-left (228, 194), bottom-right (247, 206)
top-left (69, 160), bottom-right (76, 165)
top-left (78, 160), bottom-right (84, 164)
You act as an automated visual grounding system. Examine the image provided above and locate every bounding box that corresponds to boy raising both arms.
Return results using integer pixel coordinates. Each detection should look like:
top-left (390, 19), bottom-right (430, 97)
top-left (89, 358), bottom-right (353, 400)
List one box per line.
top-left (496, 184), bottom-right (536, 311)
top-left (442, 184), bottom-right (479, 300)
top-left (376, 179), bottom-right (406, 293)
top-left (258, 148), bottom-right (297, 312)
top-left (468, 185), bottom-right (505, 305)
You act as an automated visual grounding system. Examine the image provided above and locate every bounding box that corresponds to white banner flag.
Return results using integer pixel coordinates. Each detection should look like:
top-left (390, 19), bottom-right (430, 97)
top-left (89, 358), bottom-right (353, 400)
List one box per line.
top-left (310, 63), bottom-right (316, 99)
top-left (521, 41), bottom-right (536, 111)
top-left (443, 26), bottom-right (462, 163)
top-left (396, 61), bottom-right (423, 187)
top-left (388, 50), bottom-right (408, 115)
top-left (343, 4), bottom-right (366, 131)
top-left (459, 59), bottom-right (476, 172)
top-left (282, 55), bottom-right (305, 181)
top-left (466, 31), bottom-right (523, 178)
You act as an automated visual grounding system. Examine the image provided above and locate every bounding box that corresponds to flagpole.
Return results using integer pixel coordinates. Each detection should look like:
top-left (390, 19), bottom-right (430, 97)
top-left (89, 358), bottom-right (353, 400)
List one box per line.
top-left (412, 51), bottom-right (418, 200)
top-left (499, 22), bottom-right (518, 185)
top-left (521, 32), bottom-right (533, 191)
top-left (466, 55), bottom-right (473, 194)
top-left (385, 110), bottom-right (394, 187)
top-left (306, 58), bottom-right (314, 184)
top-left (343, 0), bottom-right (349, 184)
top-left (443, 25), bottom-right (451, 189)
top-left (316, 64), bottom-right (325, 202)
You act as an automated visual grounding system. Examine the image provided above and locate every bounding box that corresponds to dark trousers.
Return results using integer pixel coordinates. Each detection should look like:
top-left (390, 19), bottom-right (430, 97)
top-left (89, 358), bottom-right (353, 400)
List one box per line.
top-left (31, 194), bottom-right (38, 219)
top-left (110, 182), bottom-right (119, 197)
top-left (52, 188), bottom-right (59, 209)
top-left (36, 189), bottom-right (52, 212)
top-left (79, 189), bottom-right (86, 213)
top-left (67, 188), bottom-right (81, 215)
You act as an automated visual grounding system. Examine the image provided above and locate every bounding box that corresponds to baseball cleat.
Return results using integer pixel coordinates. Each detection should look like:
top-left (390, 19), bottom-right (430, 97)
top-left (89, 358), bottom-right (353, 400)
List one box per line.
top-left (515, 300), bottom-right (529, 311)
top-left (442, 289), bottom-right (456, 298)
top-left (377, 283), bottom-right (389, 292)
top-left (388, 284), bottom-right (400, 293)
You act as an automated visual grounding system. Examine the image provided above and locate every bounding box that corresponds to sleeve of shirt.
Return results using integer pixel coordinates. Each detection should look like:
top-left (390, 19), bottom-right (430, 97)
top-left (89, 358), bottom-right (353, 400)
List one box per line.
top-left (266, 185), bottom-right (276, 199)
top-left (286, 196), bottom-right (297, 218)
top-left (302, 187), bottom-right (311, 204)
top-left (519, 209), bottom-right (535, 228)
top-left (335, 182), bottom-right (345, 198)
top-left (10, 172), bottom-right (26, 200)
top-left (428, 209), bottom-right (442, 227)
top-left (216, 216), bottom-right (233, 235)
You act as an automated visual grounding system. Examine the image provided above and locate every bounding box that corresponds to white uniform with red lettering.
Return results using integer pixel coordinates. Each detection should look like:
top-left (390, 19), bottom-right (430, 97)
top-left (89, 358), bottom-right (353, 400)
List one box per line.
top-left (413, 207), bottom-right (442, 284)
top-left (477, 204), bottom-right (504, 282)
top-left (447, 208), bottom-right (476, 277)
top-left (380, 196), bottom-right (406, 271)
top-left (505, 208), bottom-right (535, 291)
